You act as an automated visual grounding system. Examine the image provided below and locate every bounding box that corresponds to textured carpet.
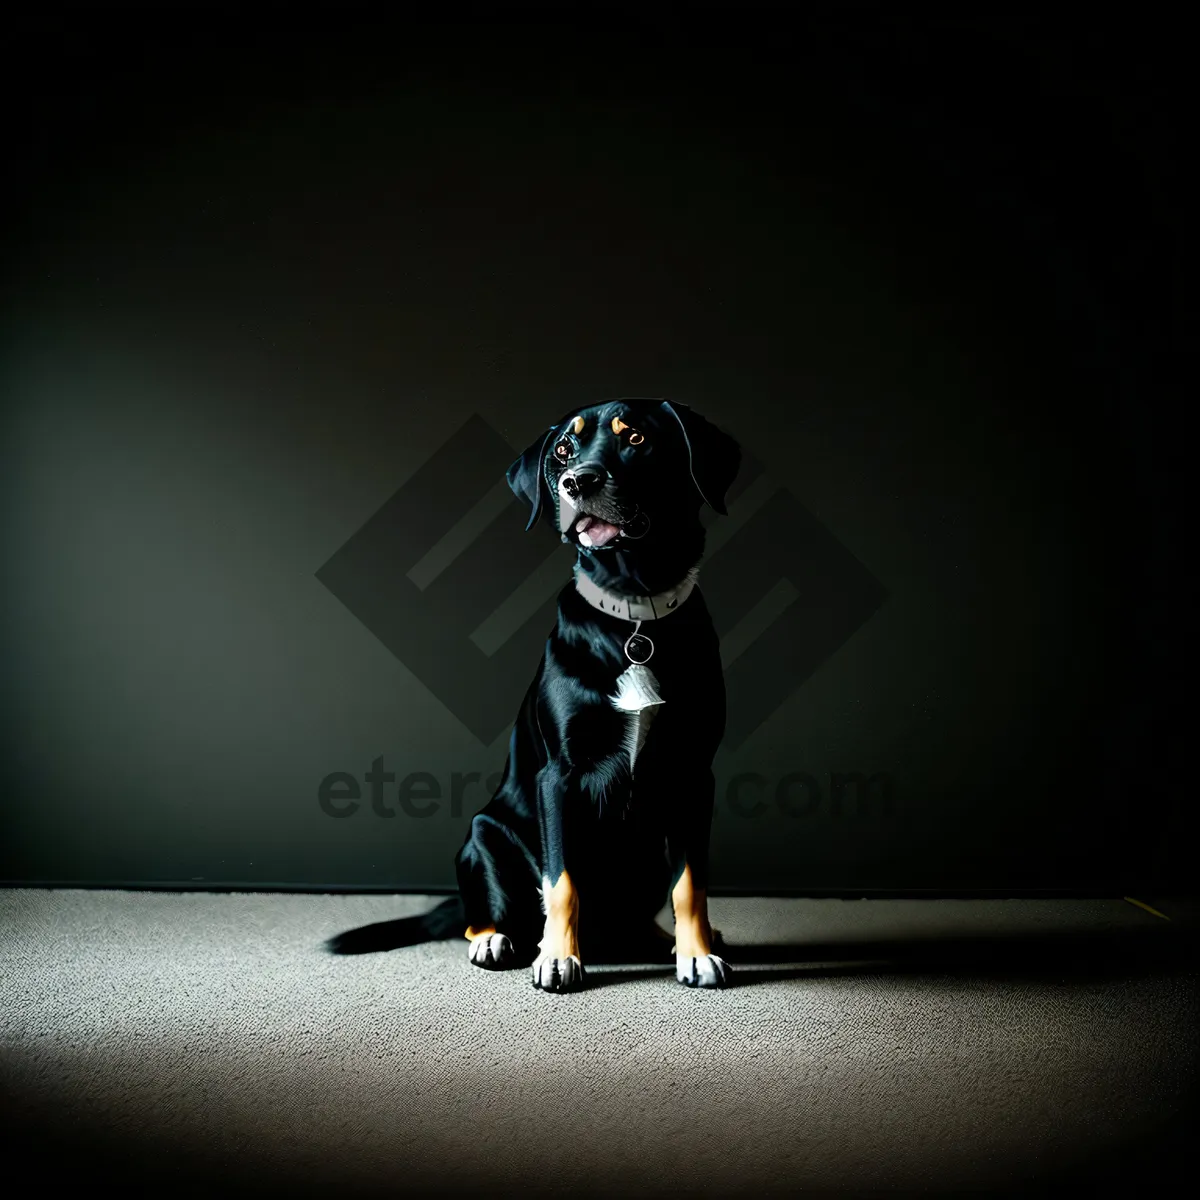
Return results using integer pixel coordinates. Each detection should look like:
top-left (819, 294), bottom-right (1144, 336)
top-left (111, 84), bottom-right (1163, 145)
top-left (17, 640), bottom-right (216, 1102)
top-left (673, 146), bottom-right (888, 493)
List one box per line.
top-left (1, 890), bottom-right (1196, 1195)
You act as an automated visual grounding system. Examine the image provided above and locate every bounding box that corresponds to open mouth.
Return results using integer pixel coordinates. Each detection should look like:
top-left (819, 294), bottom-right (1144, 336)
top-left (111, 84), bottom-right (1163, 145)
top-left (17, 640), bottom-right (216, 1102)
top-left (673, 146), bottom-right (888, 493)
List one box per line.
top-left (573, 515), bottom-right (624, 549)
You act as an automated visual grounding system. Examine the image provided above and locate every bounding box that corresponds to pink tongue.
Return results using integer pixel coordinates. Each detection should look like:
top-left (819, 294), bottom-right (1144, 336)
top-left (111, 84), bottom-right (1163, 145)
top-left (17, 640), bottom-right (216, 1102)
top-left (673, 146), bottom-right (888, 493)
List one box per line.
top-left (585, 520), bottom-right (621, 547)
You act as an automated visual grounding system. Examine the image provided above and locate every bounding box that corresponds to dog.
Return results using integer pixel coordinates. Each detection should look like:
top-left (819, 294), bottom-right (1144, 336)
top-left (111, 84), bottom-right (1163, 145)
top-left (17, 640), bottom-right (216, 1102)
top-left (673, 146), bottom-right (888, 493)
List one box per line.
top-left (330, 398), bottom-right (740, 992)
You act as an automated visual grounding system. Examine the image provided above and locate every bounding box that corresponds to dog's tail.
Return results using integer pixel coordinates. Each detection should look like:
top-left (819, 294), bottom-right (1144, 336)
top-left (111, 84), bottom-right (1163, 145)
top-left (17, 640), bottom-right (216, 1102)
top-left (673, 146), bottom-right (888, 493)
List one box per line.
top-left (324, 895), bottom-right (466, 955)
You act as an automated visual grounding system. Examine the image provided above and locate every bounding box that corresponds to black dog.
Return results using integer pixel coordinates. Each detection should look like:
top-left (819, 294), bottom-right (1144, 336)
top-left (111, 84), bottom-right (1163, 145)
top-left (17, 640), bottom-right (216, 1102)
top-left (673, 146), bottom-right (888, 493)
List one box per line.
top-left (461, 397), bottom-right (741, 992)
top-left (331, 398), bottom-right (740, 992)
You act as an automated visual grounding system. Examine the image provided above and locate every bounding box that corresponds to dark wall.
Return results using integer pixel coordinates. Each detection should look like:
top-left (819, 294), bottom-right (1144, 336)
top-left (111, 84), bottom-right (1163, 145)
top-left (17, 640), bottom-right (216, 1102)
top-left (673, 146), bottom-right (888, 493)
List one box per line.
top-left (1, 14), bottom-right (1186, 891)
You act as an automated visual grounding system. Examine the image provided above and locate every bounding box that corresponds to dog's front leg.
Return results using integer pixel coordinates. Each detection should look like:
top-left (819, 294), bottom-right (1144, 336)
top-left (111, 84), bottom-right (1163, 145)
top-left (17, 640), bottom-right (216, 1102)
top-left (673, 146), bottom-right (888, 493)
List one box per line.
top-left (532, 768), bottom-right (586, 993)
top-left (533, 868), bottom-right (584, 992)
top-left (668, 774), bottom-right (732, 989)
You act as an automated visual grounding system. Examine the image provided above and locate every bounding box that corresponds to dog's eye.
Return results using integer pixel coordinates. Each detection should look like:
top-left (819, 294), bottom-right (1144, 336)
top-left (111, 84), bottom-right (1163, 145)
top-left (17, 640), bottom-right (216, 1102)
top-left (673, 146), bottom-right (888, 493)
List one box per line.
top-left (554, 440), bottom-right (573, 461)
top-left (627, 430), bottom-right (645, 445)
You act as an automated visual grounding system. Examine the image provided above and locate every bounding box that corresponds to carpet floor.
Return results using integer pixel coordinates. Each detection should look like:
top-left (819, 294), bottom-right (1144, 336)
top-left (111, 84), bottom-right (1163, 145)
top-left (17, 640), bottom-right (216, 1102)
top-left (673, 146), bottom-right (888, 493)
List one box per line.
top-left (1, 890), bottom-right (1196, 1195)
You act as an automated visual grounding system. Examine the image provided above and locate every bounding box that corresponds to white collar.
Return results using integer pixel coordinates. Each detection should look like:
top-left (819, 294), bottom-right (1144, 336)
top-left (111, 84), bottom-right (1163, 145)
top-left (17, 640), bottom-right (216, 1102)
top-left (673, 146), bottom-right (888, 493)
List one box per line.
top-left (572, 565), bottom-right (699, 622)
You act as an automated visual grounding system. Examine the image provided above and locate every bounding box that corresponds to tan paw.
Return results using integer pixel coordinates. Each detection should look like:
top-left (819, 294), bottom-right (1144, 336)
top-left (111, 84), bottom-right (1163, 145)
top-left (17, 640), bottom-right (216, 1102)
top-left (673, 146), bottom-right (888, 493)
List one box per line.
top-left (676, 953), bottom-right (732, 988)
top-left (468, 932), bottom-right (515, 970)
top-left (531, 954), bottom-right (586, 992)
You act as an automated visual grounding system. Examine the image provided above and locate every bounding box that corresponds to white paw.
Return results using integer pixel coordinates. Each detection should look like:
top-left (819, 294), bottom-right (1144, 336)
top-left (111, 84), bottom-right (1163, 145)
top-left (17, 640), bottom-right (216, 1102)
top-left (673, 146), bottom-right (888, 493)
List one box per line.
top-left (676, 953), bottom-right (732, 988)
top-left (468, 932), bottom-right (514, 969)
top-left (531, 954), bottom-right (586, 992)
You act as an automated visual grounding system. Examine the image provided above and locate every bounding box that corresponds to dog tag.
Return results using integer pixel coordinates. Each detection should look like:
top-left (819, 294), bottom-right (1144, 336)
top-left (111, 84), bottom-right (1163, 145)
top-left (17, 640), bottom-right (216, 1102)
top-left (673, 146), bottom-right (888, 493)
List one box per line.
top-left (611, 663), bottom-right (664, 713)
top-left (624, 633), bottom-right (654, 663)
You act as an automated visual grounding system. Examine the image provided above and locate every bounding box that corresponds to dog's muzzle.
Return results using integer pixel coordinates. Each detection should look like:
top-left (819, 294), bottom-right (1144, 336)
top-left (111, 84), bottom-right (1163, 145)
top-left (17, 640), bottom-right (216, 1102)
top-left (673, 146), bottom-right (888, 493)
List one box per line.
top-left (553, 464), bottom-right (640, 550)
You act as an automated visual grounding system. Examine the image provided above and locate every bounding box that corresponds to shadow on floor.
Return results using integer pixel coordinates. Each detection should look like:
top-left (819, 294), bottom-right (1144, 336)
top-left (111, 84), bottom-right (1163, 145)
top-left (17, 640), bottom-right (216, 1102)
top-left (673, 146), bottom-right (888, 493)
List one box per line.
top-left (717, 926), bottom-right (1196, 984)
top-left (326, 911), bottom-right (1196, 987)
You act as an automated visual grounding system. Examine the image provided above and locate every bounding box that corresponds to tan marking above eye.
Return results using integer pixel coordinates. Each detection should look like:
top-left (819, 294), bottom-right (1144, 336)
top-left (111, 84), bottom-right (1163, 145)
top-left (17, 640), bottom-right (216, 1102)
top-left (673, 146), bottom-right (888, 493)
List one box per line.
top-left (572, 416), bottom-right (585, 434)
top-left (612, 416), bottom-right (644, 444)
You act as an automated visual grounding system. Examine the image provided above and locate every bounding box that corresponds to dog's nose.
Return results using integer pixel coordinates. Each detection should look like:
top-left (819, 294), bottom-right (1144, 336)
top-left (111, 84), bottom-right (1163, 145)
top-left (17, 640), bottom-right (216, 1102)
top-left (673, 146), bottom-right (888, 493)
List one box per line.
top-left (562, 466), bottom-right (607, 499)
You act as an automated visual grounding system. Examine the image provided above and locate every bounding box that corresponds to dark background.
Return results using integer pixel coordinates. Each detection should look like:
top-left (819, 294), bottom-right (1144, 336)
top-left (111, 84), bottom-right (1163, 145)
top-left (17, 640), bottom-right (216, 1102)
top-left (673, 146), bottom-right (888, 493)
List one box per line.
top-left (1, 10), bottom-right (1188, 893)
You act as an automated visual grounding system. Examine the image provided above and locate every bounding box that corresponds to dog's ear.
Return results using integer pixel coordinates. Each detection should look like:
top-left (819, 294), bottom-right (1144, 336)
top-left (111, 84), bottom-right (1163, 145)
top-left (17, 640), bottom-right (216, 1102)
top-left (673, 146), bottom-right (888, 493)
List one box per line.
top-left (660, 401), bottom-right (742, 515)
top-left (506, 425), bottom-right (558, 531)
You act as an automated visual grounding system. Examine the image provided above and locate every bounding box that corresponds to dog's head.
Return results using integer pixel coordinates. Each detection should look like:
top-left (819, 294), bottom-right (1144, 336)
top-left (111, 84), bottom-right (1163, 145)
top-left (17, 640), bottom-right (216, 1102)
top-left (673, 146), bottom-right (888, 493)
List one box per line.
top-left (507, 398), bottom-right (740, 589)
